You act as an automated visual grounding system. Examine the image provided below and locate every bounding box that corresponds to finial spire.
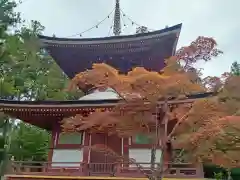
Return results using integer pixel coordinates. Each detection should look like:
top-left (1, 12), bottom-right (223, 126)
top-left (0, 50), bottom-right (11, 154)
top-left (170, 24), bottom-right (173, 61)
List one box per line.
top-left (113, 0), bottom-right (121, 36)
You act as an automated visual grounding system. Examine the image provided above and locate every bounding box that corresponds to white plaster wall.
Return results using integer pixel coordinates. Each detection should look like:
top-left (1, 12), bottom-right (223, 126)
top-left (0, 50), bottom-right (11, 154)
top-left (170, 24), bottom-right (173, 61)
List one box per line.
top-left (79, 88), bottom-right (121, 100)
top-left (129, 148), bottom-right (162, 168)
top-left (51, 149), bottom-right (83, 167)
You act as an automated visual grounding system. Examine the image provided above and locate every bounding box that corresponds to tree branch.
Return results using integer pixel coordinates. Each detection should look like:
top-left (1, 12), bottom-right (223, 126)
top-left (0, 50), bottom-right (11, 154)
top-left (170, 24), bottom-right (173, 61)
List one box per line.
top-left (167, 112), bottom-right (189, 140)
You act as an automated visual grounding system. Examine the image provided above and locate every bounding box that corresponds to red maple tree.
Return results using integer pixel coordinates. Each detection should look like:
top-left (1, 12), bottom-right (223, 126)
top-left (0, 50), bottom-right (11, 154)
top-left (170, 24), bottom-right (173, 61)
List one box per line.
top-left (62, 36), bottom-right (240, 179)
top-left (174, 75), bottom-right (240, 167)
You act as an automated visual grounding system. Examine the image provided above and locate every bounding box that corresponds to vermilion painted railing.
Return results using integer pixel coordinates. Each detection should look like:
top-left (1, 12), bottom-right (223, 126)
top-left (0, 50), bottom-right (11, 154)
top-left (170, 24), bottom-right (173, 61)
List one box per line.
top-left (6, 161), bottom-right (204, 178)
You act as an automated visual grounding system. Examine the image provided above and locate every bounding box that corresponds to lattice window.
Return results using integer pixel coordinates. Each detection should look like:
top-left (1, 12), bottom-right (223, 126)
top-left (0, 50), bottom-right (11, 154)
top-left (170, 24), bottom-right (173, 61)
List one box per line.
top-left (133, 134), bottom-right (152, 144)
top-left (58, 132), bottom-right (82, 144)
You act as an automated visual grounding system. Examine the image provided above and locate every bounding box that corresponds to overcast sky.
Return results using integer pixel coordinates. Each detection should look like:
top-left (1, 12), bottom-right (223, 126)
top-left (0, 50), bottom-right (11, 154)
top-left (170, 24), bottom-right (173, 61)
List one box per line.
top-left (16, 0), bottom-right (240, 77)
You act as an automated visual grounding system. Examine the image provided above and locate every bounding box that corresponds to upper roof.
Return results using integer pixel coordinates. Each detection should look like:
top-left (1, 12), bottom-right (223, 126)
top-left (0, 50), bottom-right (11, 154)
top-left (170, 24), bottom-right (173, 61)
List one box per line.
top-left (39, 24), bottom-right (182, 79)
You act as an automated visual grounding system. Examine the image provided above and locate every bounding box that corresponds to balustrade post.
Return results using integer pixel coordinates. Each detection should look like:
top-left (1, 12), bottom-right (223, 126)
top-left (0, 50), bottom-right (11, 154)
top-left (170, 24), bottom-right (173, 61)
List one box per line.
top-left (6, 160), bottom-right (12, 174)
top-left (114, 163), bottom-right (121, 177)
top-left (195, 163), bottom-right (204, 177)
top-left (175, 168), bottom-right (181, 176)
top-left (116, 163), bottom-right (121, 173)
top-left (42, 162), bottom-right (47, 172)
top-left (82, 162), bottom-right (88, 176)
top-left (60, 167), bottom-right (64, 173)
top-left (16, 162), bottom-right (20, 173)
top-left (25, 166), bottom-right (30, 172)
top-left (163, 162), bottom-right (168, 172)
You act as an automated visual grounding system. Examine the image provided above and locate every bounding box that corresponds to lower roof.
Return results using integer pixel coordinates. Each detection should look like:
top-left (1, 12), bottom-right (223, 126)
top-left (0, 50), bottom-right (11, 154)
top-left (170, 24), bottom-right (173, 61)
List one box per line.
top-left (0, 92), bottom-right (215, 130)
top-left (0, 91), bottom-right (214, 108)
top-left (0, 99), bottom-right (119, 107)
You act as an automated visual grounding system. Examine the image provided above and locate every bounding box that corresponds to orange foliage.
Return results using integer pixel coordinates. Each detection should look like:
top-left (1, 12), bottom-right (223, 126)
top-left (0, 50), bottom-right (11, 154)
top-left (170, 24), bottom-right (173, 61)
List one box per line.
top-left (62, 104), bottom-right (156, 137)
top-left (173, 75), bottom-right (240, 168)
top-left (175, 115), bottom-right (240, 168)
top-left (63, 36), bottom-right (240, 169)
top-left (176, 36), bottom-right (223, 70)
top-left (70, 62), bottom-right (205, 101)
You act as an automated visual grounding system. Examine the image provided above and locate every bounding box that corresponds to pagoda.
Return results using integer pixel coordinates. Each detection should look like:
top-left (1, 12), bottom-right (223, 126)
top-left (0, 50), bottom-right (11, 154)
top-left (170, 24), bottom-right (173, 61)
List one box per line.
top-left (0, 1), bottom-right (206, 180)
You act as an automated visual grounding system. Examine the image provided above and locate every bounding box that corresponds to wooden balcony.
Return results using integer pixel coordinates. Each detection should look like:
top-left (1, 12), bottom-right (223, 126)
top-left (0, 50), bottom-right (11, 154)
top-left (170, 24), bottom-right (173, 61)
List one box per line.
top-left (5, 161), bottom-right (204, 179)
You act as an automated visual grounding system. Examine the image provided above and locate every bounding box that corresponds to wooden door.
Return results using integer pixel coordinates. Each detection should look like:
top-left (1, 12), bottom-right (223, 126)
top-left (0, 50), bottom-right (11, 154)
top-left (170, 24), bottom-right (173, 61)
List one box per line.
top-left (90, 133), bottom-right (106, 163)
top-left (106, 134), bottom-right (122, 163)
top-left (89, 133), bottom-right (122, 175)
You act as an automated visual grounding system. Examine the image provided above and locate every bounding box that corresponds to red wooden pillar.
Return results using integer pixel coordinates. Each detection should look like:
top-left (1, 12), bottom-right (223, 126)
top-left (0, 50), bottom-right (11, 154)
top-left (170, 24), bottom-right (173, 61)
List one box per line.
top-left (47, 124), bottom-right (58, 165)
top-left (82, 131), bottom-right (90, 163)
top-left (123, 138), bottom-right (129, 167)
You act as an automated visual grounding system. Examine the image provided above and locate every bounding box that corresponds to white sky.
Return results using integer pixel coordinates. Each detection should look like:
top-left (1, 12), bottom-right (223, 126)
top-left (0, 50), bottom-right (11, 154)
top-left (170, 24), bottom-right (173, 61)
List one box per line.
top-left (16, 0), bottom-right (240, 77)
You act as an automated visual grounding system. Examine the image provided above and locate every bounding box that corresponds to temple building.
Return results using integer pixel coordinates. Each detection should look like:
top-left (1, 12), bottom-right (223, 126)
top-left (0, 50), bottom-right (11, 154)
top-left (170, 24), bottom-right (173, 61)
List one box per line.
top-left (0, 1), bottom-right (206, 180)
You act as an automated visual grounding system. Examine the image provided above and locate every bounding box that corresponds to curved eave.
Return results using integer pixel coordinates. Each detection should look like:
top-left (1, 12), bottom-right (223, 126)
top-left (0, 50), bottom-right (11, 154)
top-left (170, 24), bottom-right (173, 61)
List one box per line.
top-left (0, 91), bottom-right (215, 112)
top-left (0, 99), bottom-right (119, 110)
top-left (38, 24), bottom-right (182, 44)
top-left (0, 91), bottom-right (215, 130)
top-left (0, 99), bottom-right (119, 130)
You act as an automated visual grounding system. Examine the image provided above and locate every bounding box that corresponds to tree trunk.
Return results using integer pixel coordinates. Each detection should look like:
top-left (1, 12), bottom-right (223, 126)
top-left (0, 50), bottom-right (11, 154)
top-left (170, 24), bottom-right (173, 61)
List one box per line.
top-left (150, 147), bottom-right (164, 180)
top-left (157, 150), bottom-right (164, 180)
top-left (150, 144), bottom-right (156, 172)
top-left (157, 102), bottom-right (169, 180)
top-left (0, 119), bottom-right (9, 176)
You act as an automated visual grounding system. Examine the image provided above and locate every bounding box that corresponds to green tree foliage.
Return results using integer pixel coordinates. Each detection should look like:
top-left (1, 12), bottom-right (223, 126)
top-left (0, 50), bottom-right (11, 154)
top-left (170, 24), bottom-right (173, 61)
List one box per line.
top-left (0, 0), bottom-right (20, 32)
top-left (0, 116), bottom-right (7, 162)
top-left (1, 20), bottom-right (80, 100)
top-left (9, 122), bottom-right (50, 161)
top-left (231, 61), bottom-right (240, 76)
top-left (0, 115), bottom-right (11, 175)
top-left (0, 0), bottom-right (81, 172)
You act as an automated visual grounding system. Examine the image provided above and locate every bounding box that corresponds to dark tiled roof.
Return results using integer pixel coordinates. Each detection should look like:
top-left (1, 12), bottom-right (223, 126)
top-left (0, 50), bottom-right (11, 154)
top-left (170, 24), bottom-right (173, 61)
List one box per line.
top-left (39, 24), bottom-right (182, 79)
